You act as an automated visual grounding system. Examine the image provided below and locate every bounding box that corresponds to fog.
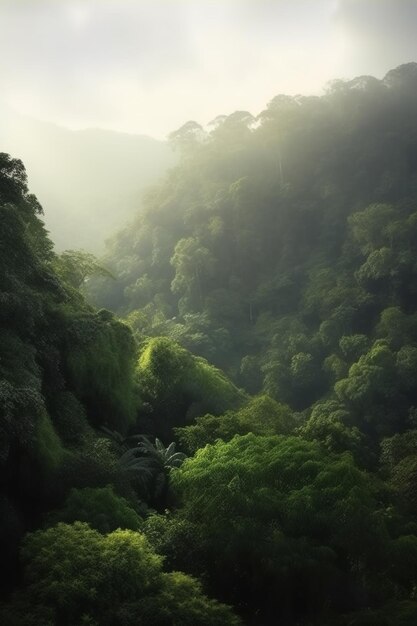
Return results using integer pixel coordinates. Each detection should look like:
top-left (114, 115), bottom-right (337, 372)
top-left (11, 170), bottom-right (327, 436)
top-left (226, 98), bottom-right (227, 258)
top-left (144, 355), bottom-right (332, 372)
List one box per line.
top-left (1, 0), bottom-right (416, 251)
top-left (1, 0), bottom-right (416, 138)
top-left (0, 106), bottom-right (176, 251)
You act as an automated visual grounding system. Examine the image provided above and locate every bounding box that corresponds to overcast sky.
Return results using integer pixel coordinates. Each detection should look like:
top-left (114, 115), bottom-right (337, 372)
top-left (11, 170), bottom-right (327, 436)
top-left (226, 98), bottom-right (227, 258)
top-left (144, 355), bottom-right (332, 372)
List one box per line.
top-left (1, 0), bottom-right (417, 139)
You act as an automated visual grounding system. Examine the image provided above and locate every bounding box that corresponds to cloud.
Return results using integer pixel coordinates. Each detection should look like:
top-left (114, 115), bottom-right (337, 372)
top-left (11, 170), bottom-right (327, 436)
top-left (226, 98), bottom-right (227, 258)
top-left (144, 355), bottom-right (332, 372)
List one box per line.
top-left (0, 1), bottom-right (202, 133)
top-left (0, 0), bottom-right (416, 137)
top-left (333, 0), bottom-right (417, 75)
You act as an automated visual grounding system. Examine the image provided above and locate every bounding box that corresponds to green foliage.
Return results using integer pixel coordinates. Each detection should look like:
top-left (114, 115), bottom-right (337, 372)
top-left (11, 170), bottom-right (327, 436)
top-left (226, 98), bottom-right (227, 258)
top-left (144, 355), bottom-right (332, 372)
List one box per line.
top-left (1, 522), bottom-right (239, 625)
top-left (136, 437), bottom-right (187, 469)
top-left (138, 336), bottom-right (194, 400)
top-left (82, 70), bottom-right (417, 620)
top-left (170, 237), bottom-right (216, 310)
top-left (49, 486), bottom-right (142, 533)
top-left (170, 434), bottom-right (395, 622)
top-left (21, 523), bottom-right (160, 622)
top-left (6, 66), bottom-right (417, 625)
top-left (143, 513), bottom-right (202, 574)
top-left (0, 330), bottom-right (42, 390)
top-left (0, 153), bottom-right (141, 565)
top-left (301, 399), bottom-right (364, 458)
top-left (380, 430), bottom-right (417, 472)
top-left (176, 394), bottom-right (294, 454)
top-left (323, 353), bottom-right (349, 383)
top-left (65, 312), bottom-right (138, 431)
top-left (49, 391), bottom-right (92, 447)
top-left (335, 342), bottom-right (397, 409)
top-left (339, 334), bottom-right (369, 362)
top-left (136, 337), bottom-right (245, 437)
top-left (0, 381), bottom-right (41, 464)
top-left (377, 307), bottom-right (417, 348)
top-left (136, 571), bottom-right (240, 626)
top-left (115, 436), bottom-right (187, 508)
top-left (396, 345), bottom-right (417, 390)
top-left (35, 411), bottom-right (64, 471)
top-left (348, 203), bottom-right (397, 254)
top-left (53, 250), bottom-right (114, 290)
top-left (88, 65), bottom-right (417, 450)
top-left (58, 437), bottom-right (120, 492)
top-left (389, 455), bottom-right (417, 516)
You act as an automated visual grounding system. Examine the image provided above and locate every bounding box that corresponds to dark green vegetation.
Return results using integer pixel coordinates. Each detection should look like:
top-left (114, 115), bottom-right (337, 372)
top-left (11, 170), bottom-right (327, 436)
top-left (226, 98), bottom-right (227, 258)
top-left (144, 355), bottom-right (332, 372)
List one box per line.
top-left (1, 523), bottom-right (238, 626)
top-left (0, 153), bottom-right (237, 624)
top-left (3, 63), bottom-right (417, 624)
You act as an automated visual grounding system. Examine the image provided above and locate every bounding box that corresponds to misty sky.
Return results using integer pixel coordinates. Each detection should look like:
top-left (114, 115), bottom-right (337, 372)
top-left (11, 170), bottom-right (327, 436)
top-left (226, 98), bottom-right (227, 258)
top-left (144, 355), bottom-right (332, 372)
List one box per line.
top-left (1, 0), bottom-right (417, 139)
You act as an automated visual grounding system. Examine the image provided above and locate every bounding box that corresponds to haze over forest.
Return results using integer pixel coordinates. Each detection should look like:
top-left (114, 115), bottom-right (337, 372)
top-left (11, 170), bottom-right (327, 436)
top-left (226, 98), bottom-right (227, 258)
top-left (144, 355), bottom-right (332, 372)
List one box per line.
top-left (0, 106), bottom-right (176, 251)
top-left (1, 0), bottom-right (417, 251)
top-left (3, 2), bottom-right (417, 626)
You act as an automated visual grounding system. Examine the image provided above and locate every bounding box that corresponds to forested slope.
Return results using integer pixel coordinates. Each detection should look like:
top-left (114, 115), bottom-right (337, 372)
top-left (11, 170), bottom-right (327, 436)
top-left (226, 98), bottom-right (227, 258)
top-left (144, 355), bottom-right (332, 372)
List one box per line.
top-left (0, 154), bottom-right (240, 624)
top-left (90, 63), bottom-right (417, 456)
top-left (4, 63), bottom-right (417, 625)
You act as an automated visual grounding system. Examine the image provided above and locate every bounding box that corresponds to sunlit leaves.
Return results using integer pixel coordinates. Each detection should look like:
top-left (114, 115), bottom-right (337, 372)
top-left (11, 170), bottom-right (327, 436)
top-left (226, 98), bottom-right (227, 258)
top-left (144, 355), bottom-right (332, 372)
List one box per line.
top-left (136, 337), bottom-right (245, 436)
top-left (49, 486), bottom-right (142, 533)
top-left (53, 250), bottom-right (114, 290)
top-left (170, 434), bottom-right (390, 621)
top-left (2, 522), bottom-right (239, 625)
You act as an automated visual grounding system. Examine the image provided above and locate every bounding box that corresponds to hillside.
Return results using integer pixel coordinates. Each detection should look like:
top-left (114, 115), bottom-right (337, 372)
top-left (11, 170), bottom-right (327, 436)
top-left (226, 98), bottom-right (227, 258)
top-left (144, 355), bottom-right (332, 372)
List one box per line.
top-left (0, 152), bottom-right (242, 624)
top-left (89, 63), bottom-right (417, 421)
top-left (4, 63), bottom-right (417, 625)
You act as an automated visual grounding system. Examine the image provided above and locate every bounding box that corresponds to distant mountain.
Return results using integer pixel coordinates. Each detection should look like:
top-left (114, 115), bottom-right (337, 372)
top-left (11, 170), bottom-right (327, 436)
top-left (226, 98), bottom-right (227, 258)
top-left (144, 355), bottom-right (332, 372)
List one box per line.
top-left (0, 106), bottom-right (176, 252)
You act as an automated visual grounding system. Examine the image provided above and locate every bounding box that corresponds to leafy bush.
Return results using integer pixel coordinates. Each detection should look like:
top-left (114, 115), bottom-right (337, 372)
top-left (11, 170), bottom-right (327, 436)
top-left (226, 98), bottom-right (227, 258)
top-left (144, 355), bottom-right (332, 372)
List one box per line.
top-left (65, 313), bottom-right (138, 432)
top-left (136, 337), bottom-right (245, 437)
top-left (0, 522), bottom-right (240, 625)
top-left (170, 434), bottom-right (401, 623)
top-left (176, 394), bottom-right (293, 454)
top-left (49, 486), bottom-right (142, 533)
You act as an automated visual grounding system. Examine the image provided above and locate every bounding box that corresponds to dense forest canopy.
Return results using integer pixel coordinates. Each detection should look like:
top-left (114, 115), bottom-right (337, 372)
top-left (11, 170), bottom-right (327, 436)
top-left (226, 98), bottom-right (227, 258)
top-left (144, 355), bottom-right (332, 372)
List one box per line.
top-left (90, 64), bottom-right (417, 446)
top-left (3, 63), bottom-right (417, 624)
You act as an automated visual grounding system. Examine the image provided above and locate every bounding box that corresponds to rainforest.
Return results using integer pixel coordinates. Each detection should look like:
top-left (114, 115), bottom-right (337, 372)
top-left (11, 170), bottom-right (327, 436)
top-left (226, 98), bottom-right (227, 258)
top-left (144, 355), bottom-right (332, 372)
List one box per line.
top-left (3, 23), bottom-right (417, 626)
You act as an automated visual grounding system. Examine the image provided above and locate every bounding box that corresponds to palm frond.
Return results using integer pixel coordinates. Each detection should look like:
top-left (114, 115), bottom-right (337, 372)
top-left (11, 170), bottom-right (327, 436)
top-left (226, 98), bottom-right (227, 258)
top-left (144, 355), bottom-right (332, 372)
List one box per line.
top-left (166, 451), bottom-right (187, 467)
top-left (155, 437), bottom-right (166, 454)
top-left (165, 441), bottom-right (176, 457)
